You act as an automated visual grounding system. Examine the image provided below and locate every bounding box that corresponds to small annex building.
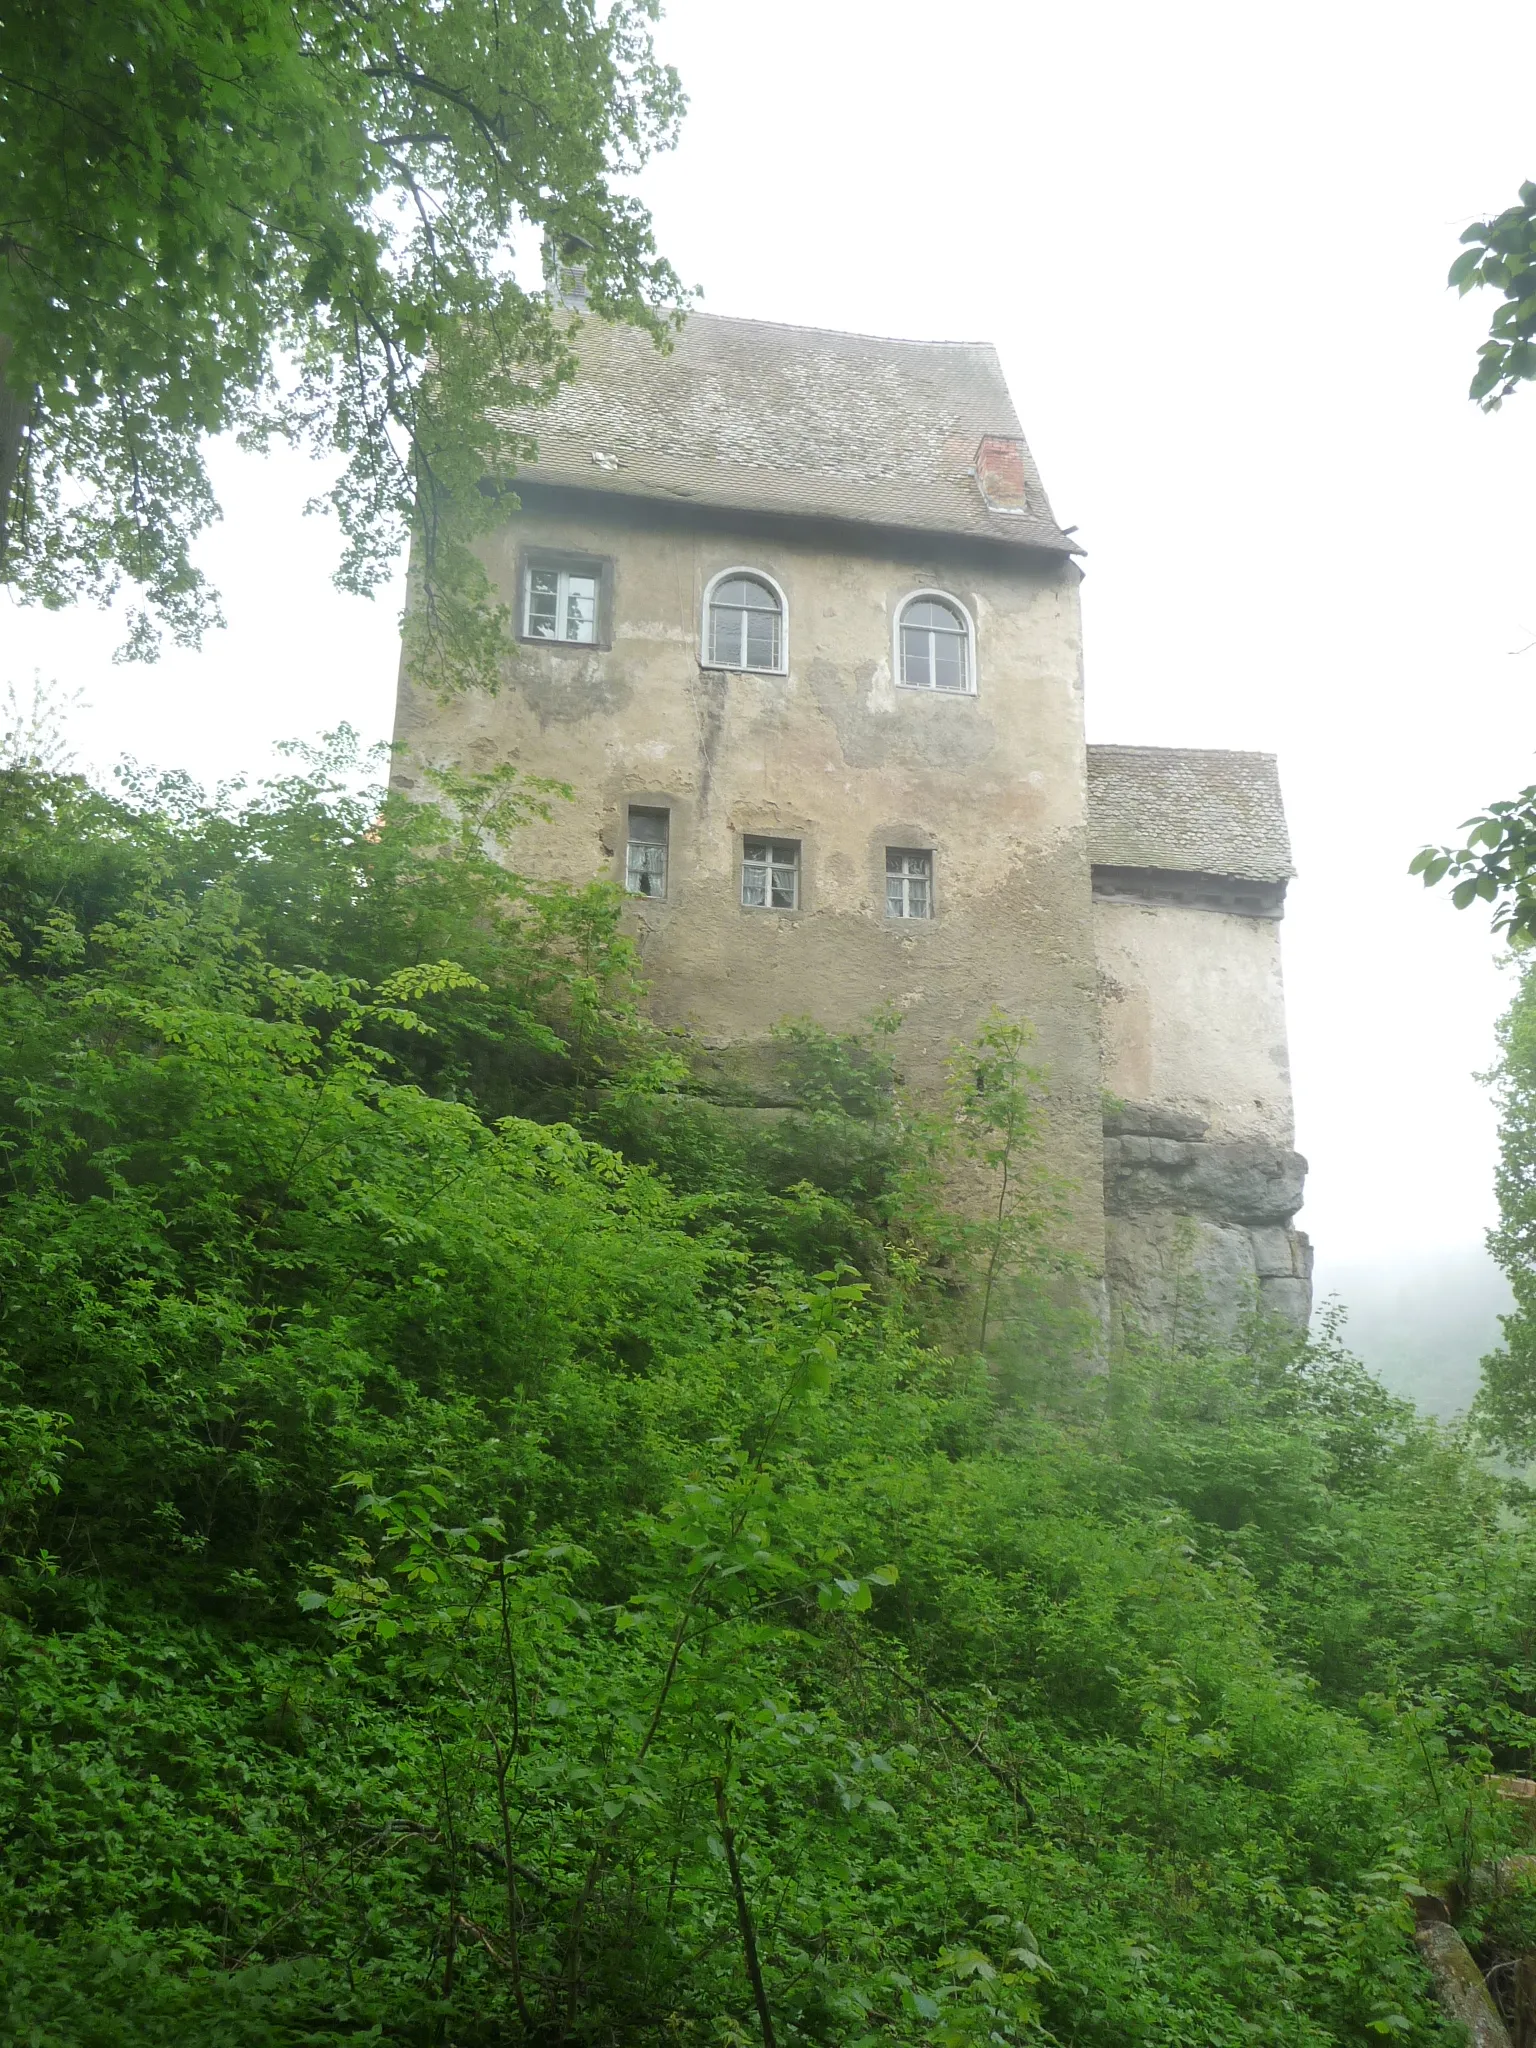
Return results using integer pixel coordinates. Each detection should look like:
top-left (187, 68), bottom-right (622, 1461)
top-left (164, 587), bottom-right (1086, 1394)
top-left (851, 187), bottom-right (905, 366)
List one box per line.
top-left (391, 311), bottom-right (1310, 1334)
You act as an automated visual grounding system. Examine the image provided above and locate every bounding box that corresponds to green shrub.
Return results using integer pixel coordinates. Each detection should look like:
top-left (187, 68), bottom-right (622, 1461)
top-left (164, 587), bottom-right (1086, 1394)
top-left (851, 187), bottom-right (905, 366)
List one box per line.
top-left (0, 746), bottom-right (1526, 2045)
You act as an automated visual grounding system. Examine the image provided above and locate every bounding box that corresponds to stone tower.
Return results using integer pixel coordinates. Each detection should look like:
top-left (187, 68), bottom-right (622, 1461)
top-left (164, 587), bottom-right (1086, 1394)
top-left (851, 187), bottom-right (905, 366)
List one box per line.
top-left (392, 312), bottom-right (1309, 1336)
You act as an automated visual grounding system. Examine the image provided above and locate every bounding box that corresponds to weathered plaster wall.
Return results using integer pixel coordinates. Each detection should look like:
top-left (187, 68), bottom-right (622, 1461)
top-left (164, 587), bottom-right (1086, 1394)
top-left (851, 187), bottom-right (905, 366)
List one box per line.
top-left (1093, 893), bottom-right (1310, 1336)
top-left (1095, 898), bottom-right (1292, 1144)
top-left (393, 486), bottom-right (1107, 1265)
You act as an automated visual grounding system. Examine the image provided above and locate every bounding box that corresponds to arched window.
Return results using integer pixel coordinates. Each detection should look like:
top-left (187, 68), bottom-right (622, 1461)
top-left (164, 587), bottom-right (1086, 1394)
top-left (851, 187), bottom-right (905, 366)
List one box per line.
top-left (898, 594), bottom-right (973, 693)
top-left (705, 571), bottom-right (785, 672)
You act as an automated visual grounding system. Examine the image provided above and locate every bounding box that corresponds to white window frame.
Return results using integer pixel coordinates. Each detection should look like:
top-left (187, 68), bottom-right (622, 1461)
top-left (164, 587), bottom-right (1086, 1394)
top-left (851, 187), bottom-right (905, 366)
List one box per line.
top-left (740, 836), bottom-right (801, 911)
top-left (885, 847), bottom-right (934, 920)
top-left (701, 566), bottom-right (790, 676)
top-left (893, 590), bottom-right (977, 695)
top-left (522, 558), bottom-right (602, 645)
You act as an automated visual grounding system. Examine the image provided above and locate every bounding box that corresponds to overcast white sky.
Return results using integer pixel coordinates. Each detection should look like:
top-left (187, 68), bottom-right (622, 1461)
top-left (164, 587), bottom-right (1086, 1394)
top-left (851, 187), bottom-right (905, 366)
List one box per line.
top-left (5, 0), bottom-right (1536, 1271)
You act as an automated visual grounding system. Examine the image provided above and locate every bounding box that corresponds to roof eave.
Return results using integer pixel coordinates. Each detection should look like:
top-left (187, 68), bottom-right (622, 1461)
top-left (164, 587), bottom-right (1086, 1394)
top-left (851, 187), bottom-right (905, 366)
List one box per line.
top-left (499, 469), bottom-right (1085, 557)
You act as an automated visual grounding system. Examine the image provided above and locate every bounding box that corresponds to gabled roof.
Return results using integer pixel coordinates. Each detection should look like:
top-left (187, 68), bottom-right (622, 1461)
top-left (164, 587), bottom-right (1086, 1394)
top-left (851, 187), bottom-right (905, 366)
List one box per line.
top-left (1087, 745), bottom-right (1294, 883)
top-left (493, 312), bottom-right (1077, 555)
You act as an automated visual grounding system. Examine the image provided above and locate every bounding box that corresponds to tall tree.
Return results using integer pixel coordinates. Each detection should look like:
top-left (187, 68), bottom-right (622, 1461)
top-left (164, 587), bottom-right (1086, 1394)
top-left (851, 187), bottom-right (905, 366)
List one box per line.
top-left (1412, 181), bottom-right (1536, 927)
top-left (1413, 185), bottom-right (1536, 1451)
top-left (0, 0), bottom-right (685, 675)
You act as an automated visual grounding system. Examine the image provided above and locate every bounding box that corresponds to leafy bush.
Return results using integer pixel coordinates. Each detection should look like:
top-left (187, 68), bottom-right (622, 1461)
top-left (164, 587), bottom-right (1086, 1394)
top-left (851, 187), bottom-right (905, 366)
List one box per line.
top-left (1, 745), bottom-right (1531, 2045)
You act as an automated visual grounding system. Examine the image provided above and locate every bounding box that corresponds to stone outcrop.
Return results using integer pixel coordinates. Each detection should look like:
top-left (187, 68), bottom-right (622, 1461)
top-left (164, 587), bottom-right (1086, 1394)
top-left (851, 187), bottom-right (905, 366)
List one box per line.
top-left (1412, 1910), bottom-right (1513, 2048)
top-left (1103, 1103), bottom-right (1312, 1340)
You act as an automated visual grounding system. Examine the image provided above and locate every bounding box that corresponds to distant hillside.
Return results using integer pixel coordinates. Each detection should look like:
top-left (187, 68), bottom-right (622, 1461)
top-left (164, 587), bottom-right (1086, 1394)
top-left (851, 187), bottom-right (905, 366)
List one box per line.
top-left (1313, 1245), bottom-right (1514, 1419)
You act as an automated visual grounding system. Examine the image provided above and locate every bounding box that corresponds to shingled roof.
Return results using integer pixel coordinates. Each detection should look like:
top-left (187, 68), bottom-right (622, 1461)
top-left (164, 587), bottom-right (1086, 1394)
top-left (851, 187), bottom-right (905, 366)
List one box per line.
top-left (1087, 746), bottom-right (1294, 883)
top-left (494, 312), bottom-right (1077, 554)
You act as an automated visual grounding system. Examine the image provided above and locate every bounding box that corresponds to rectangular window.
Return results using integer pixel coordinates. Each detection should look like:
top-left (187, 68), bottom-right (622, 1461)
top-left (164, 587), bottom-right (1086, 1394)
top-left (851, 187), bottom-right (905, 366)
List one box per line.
top-left (524, 562), bottom-right (599, 643)
top-left (742, 837), bottom-right (800, 910)
top-left (886, 847), bottom-right (933, 919)
top-left (625, 807), bottom-right (669, 899)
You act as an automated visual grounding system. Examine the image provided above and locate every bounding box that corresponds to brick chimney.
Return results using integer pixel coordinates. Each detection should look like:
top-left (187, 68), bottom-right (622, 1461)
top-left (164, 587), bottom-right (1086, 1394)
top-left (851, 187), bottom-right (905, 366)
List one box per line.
top-left (973, 435), bottom-right (1030, 513)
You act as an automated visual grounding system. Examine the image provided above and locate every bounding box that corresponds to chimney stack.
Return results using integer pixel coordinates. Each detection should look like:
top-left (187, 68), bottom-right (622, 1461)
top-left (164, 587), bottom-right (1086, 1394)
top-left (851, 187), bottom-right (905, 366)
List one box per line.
top-left (973, 435), bottom-right (1030, 513)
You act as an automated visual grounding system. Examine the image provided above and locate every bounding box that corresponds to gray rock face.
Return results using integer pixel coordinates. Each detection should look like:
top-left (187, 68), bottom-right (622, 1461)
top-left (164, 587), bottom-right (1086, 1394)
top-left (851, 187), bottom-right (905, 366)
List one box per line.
top-left (1104, 1134), bottom-right (1306, 1225)
top-left (1103, 1101), bottom-right (1209, 1144)
top-left (1103, 1107), bottom-right (1311, 1340)
top-left (1249, 1225), bottom-right (1296, 1278)
top-left (1106, 1211), bottom-right (1313, 1343)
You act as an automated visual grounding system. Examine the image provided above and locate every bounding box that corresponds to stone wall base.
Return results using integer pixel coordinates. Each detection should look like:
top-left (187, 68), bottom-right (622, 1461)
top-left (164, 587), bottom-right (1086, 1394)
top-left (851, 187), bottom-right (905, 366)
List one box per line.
top-left (1107, 1211), bottom-right (1313, 1343)
top-left (1104, 1104), bottom-right (1311, 1343)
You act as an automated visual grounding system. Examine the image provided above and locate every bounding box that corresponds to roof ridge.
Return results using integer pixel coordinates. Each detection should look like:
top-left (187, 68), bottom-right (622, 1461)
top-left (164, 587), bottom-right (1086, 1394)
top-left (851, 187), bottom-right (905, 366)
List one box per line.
top-left (1090, 742), bottom-right (1279, 763)
top-left (675, 308), bottom-right (1003, 354)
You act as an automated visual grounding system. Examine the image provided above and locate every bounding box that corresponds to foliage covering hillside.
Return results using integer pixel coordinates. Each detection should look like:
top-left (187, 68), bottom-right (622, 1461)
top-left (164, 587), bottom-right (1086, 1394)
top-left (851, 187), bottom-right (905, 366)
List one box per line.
top-left (4, 741), bottom-right (1536, 2047)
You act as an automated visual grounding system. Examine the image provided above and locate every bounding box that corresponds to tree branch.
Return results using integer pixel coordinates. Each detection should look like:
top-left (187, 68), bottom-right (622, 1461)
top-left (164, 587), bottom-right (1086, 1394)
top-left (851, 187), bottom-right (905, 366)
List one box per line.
top-left (715, 1776), bottom-right (777, 2048)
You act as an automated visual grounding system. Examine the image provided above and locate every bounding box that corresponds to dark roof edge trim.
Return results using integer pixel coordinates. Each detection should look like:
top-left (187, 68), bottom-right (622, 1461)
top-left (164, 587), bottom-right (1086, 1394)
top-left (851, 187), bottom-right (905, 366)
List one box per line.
top-left (496, 476), bottom-right (1087, 562)
top-left (1092, 865), bottom-right (1289, 919)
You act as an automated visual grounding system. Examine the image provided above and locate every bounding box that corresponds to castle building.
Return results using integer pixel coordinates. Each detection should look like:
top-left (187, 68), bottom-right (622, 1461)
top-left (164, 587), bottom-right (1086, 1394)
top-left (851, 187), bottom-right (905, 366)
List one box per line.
top-left (391, 313), bottom-right (1311, 1334)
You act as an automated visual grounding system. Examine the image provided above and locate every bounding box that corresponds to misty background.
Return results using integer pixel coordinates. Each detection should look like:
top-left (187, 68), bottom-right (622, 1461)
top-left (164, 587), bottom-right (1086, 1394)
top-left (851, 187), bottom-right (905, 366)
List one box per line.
top-left (4, 0), bottom-right (1531, 1415)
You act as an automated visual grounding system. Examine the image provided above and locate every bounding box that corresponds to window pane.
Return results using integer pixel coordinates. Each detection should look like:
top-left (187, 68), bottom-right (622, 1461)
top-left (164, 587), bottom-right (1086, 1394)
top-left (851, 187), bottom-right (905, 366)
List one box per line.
top-left (710, 577), bottom-right (782, 668)
top-left (565, 574), bottom-right (598, 643)
top-left (526, 567), bottom-right (560, 638)
top-left (708, 603), bottom-right (742, 666)
top-left (716, 577), bottom-right (777, 611)
top-left (743, 839), bottom-right (797, 908)
top-left (901, 624), bottom-right (932, 687)
top-left (625, 807), bottom-right (668, 899)
top-left (900, 599), bottom-right (969, 690)
top-left (627, 845), bottom-right (666, 897)
top-left (887, 849), bottom-right (930, 878)
top-left (744, 608), bottom-right (780, 670)
top-left (526, 562), bottom-right (603, 641)
top-left (905, 597), bottom-right (963, 633)
top-left (933, 633), bottom-right (967, 690)
top-left (886, 849), bottom-right (932, 918)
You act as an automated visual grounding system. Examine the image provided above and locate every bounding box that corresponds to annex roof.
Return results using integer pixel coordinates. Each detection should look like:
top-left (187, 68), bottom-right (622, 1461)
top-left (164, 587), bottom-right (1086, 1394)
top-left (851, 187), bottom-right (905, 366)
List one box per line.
top-left (1087, 745), bottom-right (1294, 883)
top-left (493, 312), bottom-right (1077, 554)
